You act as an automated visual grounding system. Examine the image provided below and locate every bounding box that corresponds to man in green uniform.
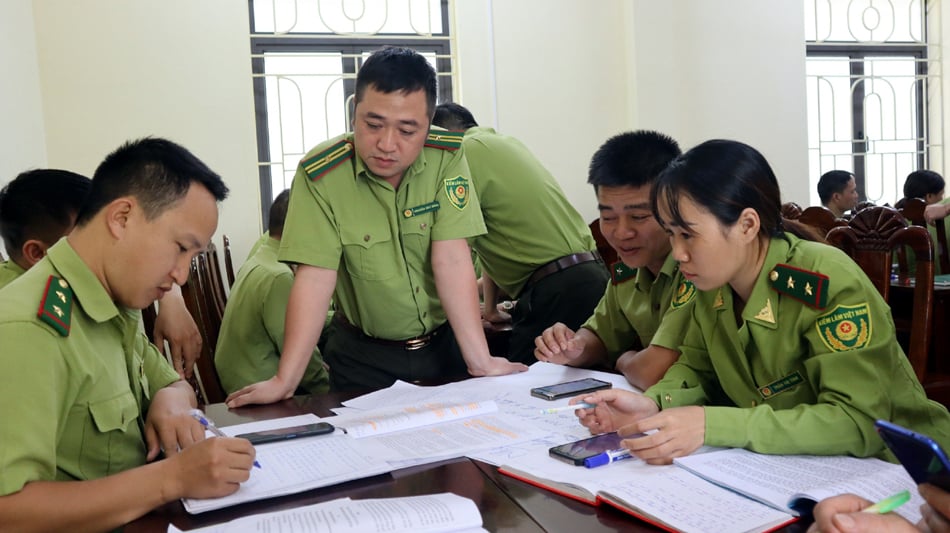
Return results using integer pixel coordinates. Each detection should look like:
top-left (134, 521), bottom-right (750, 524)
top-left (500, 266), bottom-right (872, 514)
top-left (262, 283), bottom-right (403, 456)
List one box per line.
top-left (215, 189), bottom-right (329, 394)
top-left (817, 170), bottom-right (859, 219)
top-left (534, 131), bottom-right (693, 390)
top-left (431, 103), bottom-right (609, 365)
top-left (0, 138), bottom-right (255, 531)
top-left (226, 47), bottom-right (525, 402)
top-left (0, 169), bottom-right (90, 289)
top-left (0, 168), bottom-right (204, 380)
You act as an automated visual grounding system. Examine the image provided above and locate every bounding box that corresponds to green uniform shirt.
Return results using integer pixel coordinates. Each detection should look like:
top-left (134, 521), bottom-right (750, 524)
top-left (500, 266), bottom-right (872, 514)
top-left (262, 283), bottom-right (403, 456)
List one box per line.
top-left (462, 127), bottom-right (596, 297)
top-left (279, 133), bottom-right (486, 340)
top-left (582, 254), bottom-right (693, 365)
top-left (0, 259), bottom-right (26, 290)
top-left (0, 240), bottom-right (180, 495)
top-left (928, 197), bottom-right (950, 275)
top-left (644, 234), bottom-right (950, 459)
top-left (215, 237), bottom-right (329, 394)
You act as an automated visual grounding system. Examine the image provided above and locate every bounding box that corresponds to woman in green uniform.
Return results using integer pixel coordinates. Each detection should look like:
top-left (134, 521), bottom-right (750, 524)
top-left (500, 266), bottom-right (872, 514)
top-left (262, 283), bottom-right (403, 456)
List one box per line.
top-left (574, 139), bottom-right (950, 464)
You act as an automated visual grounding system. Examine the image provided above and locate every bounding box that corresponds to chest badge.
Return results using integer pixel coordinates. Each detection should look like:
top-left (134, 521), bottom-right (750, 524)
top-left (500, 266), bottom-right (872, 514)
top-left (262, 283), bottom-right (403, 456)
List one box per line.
top-left (444, 176), bottom-right (470, 210)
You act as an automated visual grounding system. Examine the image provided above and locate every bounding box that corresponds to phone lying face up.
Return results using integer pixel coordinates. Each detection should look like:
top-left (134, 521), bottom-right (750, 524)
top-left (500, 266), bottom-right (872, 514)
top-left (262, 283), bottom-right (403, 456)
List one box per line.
top-left (875, 419), bottom-right (950, 490)
top-left (235, 422), bottom-right (335, 445)
top-left (530, 377), bottom-right (612, 401)
top-left (549, 432), bottom-right (625, 466)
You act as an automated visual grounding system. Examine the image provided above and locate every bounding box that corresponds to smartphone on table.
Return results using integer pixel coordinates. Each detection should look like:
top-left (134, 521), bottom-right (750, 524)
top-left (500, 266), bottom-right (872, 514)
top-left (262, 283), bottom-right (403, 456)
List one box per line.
top-left (549, 432), bottom-right (625, 466)
top-left (875, 419), bottom-right (950, 490)
top-left (530, 377), bottom-right (612, 401)
top-left (235, 422), bottom-right (335, 445)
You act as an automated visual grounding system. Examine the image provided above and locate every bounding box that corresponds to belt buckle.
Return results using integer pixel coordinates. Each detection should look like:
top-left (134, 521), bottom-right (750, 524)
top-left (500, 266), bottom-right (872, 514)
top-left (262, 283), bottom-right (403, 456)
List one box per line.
top-left (404, 336), bottom-right (430, 351)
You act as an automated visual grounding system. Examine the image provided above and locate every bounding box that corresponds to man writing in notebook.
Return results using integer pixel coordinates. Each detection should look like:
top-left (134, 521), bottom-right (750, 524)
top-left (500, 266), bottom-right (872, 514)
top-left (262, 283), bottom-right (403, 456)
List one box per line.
top-left (534, 131), bottom-right (694, 389)
top-left (226, 46), bottom-right (525, 401)
top-left (0, 138), bottom-right (255, 531)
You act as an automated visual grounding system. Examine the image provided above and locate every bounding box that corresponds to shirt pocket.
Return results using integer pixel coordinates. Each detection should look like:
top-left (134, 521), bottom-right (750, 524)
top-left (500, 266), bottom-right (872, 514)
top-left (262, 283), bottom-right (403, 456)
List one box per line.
top-left (401, 212), bottom-right (434, 258)
top-left (340, 225), bottom-right (396, 281)
top-left (78, 392), bottom-right (142, 477)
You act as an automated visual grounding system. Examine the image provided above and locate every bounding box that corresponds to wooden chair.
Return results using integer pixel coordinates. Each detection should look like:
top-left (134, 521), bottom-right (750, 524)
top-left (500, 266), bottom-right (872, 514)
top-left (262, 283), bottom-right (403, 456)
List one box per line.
top-left (797, 206), bottom-right (846, 238)
top-left (781, 202), bottom-right (803, 220)
top-left (223, 234), bottom-right (236, 287)
top-left (825, 206), bottom-right (934, 382)
top-left (179, 247), bottom-right (229, 405)
top-left (588, 219), bottom-right (618, 269)
top-left (898, 197), bottom-right (950, 275)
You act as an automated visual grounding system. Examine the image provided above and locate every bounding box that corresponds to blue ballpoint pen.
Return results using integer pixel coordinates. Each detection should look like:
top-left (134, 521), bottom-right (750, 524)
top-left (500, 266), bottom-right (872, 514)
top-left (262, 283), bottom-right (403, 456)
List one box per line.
top-left (190, 409), bottom-right (262, 468)
top-left (584, 448), bottom-right (633, 468)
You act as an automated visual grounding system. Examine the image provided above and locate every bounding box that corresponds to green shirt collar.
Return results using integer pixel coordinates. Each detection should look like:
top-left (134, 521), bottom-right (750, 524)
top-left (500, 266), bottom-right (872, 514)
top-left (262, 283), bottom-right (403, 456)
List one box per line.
top-left (46, 239), bottom-right (120, 323)
top-left (634, 252), bottom-right (679, 292)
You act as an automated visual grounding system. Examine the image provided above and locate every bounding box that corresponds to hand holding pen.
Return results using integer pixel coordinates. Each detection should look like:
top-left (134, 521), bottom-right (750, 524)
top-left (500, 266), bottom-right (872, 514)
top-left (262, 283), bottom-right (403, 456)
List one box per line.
top-left (190, 409), bottom-right (262, 468)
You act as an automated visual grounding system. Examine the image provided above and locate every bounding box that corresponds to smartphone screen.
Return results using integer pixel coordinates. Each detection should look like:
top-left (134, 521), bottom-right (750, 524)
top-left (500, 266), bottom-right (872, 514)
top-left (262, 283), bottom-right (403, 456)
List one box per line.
top-left (549, 432), bottom-right (624, 465)
top-left (236, 422), bottom-right (335, 445)
top-left (876, 419), bottom-right (950, 490)
top-left (530, 378), bottom-right (612, 401)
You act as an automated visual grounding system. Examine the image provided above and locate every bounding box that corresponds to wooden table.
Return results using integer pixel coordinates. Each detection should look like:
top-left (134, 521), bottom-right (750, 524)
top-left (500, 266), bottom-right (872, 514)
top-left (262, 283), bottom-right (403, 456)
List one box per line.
top-left (125, 393), bottom-right (807, 532)
top-left (890, 280), bottom-right (950, 375)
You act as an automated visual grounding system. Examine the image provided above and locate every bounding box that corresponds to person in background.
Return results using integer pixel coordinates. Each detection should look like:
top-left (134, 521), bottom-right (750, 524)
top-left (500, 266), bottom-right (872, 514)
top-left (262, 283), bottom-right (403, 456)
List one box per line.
top-left (431, 102), bottom-right (609, 365)
top-left (0, 138), bottom-right (254, 531)
top-left (809, 483), bottom-right (950, 532)
top-left (0, 168), bottom-right (203, 379)
top-left (573, 139), bottom-right (950, 464)
top-left (904, 169), bottom-right (946, 205)
top-left (534, 131), bottom-right (693, 390)
top-left (817, 170), bottom-right (859, 219)
top-left (215, 189), bottom-right (329, 395)
top-left (225, 47), bottom-right (525, 403)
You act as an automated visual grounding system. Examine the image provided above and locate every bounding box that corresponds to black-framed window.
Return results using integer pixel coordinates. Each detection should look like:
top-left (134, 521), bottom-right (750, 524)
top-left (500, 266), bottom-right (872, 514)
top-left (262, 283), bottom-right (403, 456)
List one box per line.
top-left (248, 0), bottom-right (453, 225)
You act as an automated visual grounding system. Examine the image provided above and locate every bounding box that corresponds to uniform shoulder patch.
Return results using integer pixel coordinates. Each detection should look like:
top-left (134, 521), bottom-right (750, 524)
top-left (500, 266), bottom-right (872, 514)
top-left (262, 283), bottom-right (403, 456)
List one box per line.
top-left (300, 139), bottom-right (354, 181)
top-left (425, 131), bottom-right (464, 151)
top-left (610, 261), bottom-right (636, 285)
top-left (444, 175), bottom-right (471, 210)
top-left (768, 263), bottom-right (829, 309)
top-left (815, 303), bottom-right (872, 352)
top-left (671, 279), bottom-right (697, 308)
top-left (37, 275), bottom-right (72, 337)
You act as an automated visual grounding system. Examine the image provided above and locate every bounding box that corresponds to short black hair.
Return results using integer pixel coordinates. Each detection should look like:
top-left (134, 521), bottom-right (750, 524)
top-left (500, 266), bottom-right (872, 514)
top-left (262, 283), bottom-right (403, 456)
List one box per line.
top-left (817, 170), bottom-right (854, 204)
top-left (0, 169), bottom-right (91, 260)
top-left (355, 46), bottom-right (438, 119)
top-left (76, 137), bottom-right (229, 226)
top-left (588, 131), bottom-right (681, 190)
top-left (903, 169), bottom-right (945, 199)
top-left (432, 103), bottom-right (478, 131)
top-left (268, 189), bottom-right (291, 236)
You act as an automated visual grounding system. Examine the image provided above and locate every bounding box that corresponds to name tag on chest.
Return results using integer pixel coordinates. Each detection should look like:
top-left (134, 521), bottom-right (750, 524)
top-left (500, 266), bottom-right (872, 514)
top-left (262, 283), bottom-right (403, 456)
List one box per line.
top-left (758, 371), bottom-right (804, 399)
top-left (403, 201), bottom-right (440, 218)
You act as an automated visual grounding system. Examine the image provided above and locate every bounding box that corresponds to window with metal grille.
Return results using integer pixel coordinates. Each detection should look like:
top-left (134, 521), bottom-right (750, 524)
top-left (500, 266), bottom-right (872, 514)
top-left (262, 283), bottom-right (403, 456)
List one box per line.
top-left (249, 0), bottom-right (454, 224)
top-left (805, 0), bottom-right (942, 206)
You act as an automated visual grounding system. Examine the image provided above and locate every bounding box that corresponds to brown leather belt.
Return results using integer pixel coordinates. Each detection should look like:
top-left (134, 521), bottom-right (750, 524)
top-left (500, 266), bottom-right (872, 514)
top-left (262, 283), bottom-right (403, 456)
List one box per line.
top-left (334, 314), bottom-right (445, 351)
top-left (524, 251), bottom-right (602, 291)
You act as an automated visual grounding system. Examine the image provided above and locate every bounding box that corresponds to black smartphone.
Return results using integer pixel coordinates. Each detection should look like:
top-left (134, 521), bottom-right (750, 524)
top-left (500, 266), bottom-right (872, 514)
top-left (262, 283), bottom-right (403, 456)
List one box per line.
top-left (235, 422), bottom-right (335, 445)
top-left (530, 377), bottom-right (612, 401)
top-left (549, 432), bottom-right (624, 466)
top-left (876, 419), bottom-right (950, 490)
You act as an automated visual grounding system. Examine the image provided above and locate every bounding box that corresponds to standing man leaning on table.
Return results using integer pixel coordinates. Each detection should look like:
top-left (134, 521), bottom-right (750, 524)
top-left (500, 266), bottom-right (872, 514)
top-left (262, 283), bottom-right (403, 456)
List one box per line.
top-left (226, 47), bottom-right (526, 401)
top-left (431, 102), bottom-right (609, 365)
top-left (535, 131), bottom-right (694, 390)
top-left (0, 168), bottom-right (205, 380)
top-left (0, 138), bottom-right (256, 531)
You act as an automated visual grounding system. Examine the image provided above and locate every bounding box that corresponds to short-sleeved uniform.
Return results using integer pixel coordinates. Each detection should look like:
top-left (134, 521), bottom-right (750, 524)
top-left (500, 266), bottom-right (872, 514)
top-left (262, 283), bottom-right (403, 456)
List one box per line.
top-left (0, 259), bottom-right (26, 290)
top-left (0, 240), bottom-right (180, 495)
top-left (581, 254), bottom-right (694, 366)
top-left (279, 133), bottom-right (486, 390)
top-left (461, 127), bottom-right (608, 363)
top-left (644, 234), bottom-right (950, 459)
top-left (215, 237), bottom-right (329, 395)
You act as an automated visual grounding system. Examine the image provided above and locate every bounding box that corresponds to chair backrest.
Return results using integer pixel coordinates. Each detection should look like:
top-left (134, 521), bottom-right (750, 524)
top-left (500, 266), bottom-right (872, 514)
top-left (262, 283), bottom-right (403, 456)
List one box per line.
top-left (825, 206), bottom-right (934, 380)
top-left (588, 219), bottom-right (618, 269)
top-left (223, 234), bottom-right (236, 287)
top-left (898, 197), bottom-right (950, 274)
top-left (798, 206), bottom-right (847, 237)
top-left (179, 247), bottom-right (229, 405)
top-left (781, 202), bottom-right (803, 220)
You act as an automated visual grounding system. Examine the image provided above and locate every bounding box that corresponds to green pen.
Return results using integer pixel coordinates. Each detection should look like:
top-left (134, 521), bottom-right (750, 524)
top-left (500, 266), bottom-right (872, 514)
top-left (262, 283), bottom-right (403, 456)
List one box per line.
top-left (862, 490), bottom-right (911, 514)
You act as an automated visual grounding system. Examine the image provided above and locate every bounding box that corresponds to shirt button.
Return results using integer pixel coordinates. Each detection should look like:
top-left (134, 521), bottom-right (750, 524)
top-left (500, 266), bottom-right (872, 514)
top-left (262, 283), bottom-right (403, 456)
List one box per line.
top-left (420, 223), bottom-right (427, 230)
top-left (664, 393), bottom-right (672, 403)
top-left (363, 234), bottom-right (371, 242)
top-left (751, 400), bottom-right (757, 407)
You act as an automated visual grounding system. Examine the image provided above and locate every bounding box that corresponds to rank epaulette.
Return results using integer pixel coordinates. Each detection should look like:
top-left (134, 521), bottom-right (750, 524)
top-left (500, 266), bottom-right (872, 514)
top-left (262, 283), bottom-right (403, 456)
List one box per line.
top-left (300, 140), bottom-right (354, 181)
top-left (610, 261), bottom-right (636, 285)
top-left (768, 263), bottom-right (829, 309)
top-left (424, 131), bottom-right (464, 151)
top-left (37, 275), bottom-right (72, 337)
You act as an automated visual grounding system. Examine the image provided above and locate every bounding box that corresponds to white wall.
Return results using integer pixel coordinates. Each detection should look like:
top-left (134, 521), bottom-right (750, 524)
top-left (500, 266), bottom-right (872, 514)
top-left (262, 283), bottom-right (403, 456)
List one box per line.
top-left (31, 0), bottom-right (262, 264)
